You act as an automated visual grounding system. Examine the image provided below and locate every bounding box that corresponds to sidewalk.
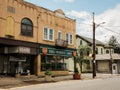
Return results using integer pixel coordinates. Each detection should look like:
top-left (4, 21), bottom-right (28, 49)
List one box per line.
top-left (0, 74), bottom-right (119, 89)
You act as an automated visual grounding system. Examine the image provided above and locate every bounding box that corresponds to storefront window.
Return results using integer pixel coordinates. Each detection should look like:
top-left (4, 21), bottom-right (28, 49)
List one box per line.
top-left (41, 55), bottom-right (67, 71)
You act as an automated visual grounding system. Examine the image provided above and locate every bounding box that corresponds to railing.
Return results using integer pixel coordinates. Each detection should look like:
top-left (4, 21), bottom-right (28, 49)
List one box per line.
top-left (55, 39), bottom-right (68, 47)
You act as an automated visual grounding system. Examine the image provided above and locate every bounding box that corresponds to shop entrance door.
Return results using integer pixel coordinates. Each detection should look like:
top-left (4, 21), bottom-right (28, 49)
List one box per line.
top-left (30, 56), bottom-right (35, 75)
top-left (112, 63), bottom-right (118, 74)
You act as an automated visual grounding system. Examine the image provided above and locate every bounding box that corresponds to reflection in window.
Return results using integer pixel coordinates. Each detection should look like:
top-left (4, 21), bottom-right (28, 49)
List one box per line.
top-left (41, 55), bottom-right (67, 71)
top-left (49, 29), bottom-right (53, 40)
top-left (44, 27), bottom-right (48, 39)
top-left (21, 18), bottom-right (33, 36)
top-left (43, 27), bottom-right (54, 41)
top-left (66, 33), bottom-right (73, 45)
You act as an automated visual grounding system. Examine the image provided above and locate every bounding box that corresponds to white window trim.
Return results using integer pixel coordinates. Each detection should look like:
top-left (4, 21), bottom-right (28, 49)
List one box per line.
top-left (58, 30), bottom-right (62, 40)
top-left (43, 26), bottom-right (54, 41)
top-left (70, 34), bottom-right (73, 45)
top-left (66, 33), bottom-right (74, 45)
top-left (49, 28), bottom-right (54, 41)
top-left (43, 26), bottom-right (48, 40)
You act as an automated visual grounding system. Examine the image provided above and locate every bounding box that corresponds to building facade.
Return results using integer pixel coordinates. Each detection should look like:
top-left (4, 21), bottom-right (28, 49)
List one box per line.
top-left (76, 34), bottom-right (120, 74)
top-left (0, 0), bottom-right (76, 76)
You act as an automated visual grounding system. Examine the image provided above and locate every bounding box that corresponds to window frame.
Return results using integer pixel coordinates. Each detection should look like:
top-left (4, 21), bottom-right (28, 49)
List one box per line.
top-left (58, 30), bottom-right (62, 40)
top-left (43, 27), bottom-right (54, 41)
top-left (66, 33), bottom-right (73, 45)
top-left (106, 50), bottom-right (109, 54)
top-left (80, 40), bottom-right (82, 45)
top-left (101, 48), bottom-right (103, 54)
top-left (21, 18), bottom-right (33, 37)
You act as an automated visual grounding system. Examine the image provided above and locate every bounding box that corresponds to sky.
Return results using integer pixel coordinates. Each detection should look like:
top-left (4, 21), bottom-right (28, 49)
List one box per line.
top-left (24, 0), bottom-right (120, 43)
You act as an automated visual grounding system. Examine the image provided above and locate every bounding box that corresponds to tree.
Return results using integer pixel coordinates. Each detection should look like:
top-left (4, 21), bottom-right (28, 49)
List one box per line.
top-left (77, 45), bottom-right (92, 73)
top-left (108, 35), bottom-right (120, 53)
top-left (108, 35), bottom-right (118, 48)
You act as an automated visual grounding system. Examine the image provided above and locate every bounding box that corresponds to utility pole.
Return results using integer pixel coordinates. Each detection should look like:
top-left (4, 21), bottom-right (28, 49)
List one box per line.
top-left (92, 12), bottom-right (96, 78)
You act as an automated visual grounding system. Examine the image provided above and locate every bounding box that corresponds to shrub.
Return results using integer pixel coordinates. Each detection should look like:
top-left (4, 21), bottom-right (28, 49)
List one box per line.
top-left (74, 68), bottom-right (79, 73)
top-left (44, 70), bottom-right (52, 76)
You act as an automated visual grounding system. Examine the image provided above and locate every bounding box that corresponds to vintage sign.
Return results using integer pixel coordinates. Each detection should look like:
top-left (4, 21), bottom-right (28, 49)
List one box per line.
top-left (42, 48), bottom-right (48, 55)
top-left (73, 51), bottom-right (76, 57)
top-left (40, 47), bottom-right (73, 57)
top-left (18, 46), bottom-right (30, 54)
top-left (8, 46), bottom-right (30, 54)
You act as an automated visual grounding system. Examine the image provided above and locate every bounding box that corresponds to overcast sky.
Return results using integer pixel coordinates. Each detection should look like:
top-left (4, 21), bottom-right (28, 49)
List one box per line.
top-left (25, 0), bottom-right (120, 43)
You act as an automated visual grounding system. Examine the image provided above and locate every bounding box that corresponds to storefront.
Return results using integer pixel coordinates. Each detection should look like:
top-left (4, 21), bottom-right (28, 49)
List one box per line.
top-left (0, 38), bottom-right (39, 76)
top-left (38, 44), bottom-right (76, 76)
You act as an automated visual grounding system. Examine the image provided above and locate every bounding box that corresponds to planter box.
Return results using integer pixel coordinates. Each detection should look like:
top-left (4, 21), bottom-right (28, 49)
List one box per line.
top-left (73, 73), bottom-right (81, 80)
top-left (45, 75), bottom-right (52, 81)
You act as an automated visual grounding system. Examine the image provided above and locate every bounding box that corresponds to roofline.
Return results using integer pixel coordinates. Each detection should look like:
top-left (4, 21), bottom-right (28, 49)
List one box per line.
top-left (76, 34), bottom-right (105, 46)
top-left (22, 0), bottom-right (75, 21)
top-left (76, 34), bottom-right (92, 44)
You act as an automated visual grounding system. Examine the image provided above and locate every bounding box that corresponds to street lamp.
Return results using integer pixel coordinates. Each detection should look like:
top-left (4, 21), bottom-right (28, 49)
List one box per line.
top-left (92, 12), bottom-right (105, 78)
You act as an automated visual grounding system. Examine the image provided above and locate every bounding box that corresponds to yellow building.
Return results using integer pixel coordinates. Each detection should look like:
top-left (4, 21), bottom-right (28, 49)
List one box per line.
top-left (0, 0), bottom-right (76, 76)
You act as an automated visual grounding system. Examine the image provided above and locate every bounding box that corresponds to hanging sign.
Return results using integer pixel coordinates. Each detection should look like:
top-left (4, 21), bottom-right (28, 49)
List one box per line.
top-left (42, 48), bottom-right (48, 55)
top-left (73, 51), bottom-right (76, 57)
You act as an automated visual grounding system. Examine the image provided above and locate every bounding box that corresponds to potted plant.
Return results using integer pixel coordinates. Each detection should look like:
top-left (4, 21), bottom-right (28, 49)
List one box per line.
top-left (44, 70), bottom-right (52, 81)
top-left (73, 68), bottom-right (81, 79)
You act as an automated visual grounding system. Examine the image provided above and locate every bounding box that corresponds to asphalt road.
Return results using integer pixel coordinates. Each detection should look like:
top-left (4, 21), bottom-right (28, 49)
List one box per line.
top-left (7, 75), bottom-right (120, 90)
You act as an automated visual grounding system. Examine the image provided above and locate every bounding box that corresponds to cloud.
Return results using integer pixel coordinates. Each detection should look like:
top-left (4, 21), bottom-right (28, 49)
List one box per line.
top-left (66, 11), bottom-right (91, 20)
top-left (65, 0), bottom-right (74, 3)
top-left (53, 0), bottom-right (74, 3)
top-left (66, 4), bottom-right (120, 43)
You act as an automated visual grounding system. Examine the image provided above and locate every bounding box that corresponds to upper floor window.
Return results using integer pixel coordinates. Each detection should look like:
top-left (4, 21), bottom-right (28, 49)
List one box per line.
top-left (96, 48), bottom-right (98, 54)
top-left (43, 27), bottom-right (54, 41)
top-left (44, 27), bottom-right (48, 40)
top-left (111, 50), bottom-right (114, 54)
top-left (66, 33), bottom-right (73, 45)
top-left (49, 29), bottom-right (54, 40)
top-left (66, 34), bottom-right (69, 43)
top-left (101, 48), bottom-right (103, 54)
top-left (21, 18), bottom-right (33, 36)
top-left (106, 50), bottom-right (109, 54)
top-left (70, 34), bottom-right (73, 44)
top-left (80, 40), bottom-right (82, 45)
top-left (58, 31), bottom-right (62, 40)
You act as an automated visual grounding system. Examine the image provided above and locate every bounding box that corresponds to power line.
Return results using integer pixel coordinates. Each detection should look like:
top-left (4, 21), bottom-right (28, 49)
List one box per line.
top-left (76, 21), bottom-right (120, 35)
top-left (99, 26), bottom-right (120, 40)
top-left (76, 21), bottom-right (120, 41)
top-left (104, 26), bottom-right (120, 27)
top-left (76, 21), bottom-right (92, 26)
top-left (99, 26), bottom-right (120, 35)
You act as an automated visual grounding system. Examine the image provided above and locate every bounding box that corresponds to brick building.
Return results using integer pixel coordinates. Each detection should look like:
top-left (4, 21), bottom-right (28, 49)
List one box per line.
top-left (0, 0), bottom-right (76, 76)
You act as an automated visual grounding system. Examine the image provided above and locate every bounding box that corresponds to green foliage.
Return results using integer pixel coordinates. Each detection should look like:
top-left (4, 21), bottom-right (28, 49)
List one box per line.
top-left (78, 45), bottom-right (92, 57)
top-left (77, 45), bottom-right (92, 73)
top-left (108, 35), bottom-right (120, 53)
top-left (114, 46), bottom-right (120, 54)
top-left (44, 70), bottom-right (52, 76)
top-left (74, 68), bottom-right (79, 73)
top-left (108, 35), bottom-right (118, 48)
